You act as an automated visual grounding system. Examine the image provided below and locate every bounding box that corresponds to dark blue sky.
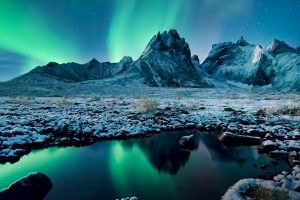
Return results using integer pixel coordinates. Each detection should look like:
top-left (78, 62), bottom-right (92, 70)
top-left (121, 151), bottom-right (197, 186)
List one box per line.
top-left (0, 0), bottom-right (299, 81)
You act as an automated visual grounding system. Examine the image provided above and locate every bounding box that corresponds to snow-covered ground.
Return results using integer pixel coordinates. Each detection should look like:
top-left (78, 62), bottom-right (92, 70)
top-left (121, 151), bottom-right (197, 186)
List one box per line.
top-left (0, 87), bottom-right (299, 197)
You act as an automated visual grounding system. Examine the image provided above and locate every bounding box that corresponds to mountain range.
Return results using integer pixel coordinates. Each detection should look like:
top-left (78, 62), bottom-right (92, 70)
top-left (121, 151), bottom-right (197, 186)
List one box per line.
top-left (3, 29), bottom-right (300, 92)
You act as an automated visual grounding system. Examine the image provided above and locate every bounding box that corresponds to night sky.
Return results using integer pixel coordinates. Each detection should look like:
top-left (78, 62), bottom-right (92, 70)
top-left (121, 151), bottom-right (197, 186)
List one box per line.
top-left (0, 0), bottom-right (299, 81)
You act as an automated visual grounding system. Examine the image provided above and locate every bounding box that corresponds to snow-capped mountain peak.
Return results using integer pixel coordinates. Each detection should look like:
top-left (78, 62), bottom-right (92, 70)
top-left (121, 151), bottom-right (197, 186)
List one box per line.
top-left (267, 39), bottom-right (295, 55)
top-left (4, 29), bottom-right (300, 91)
top-left (130, 29), bottom-right (210, 87)
top-left (191, 55), bottom-right (200, 66)
top-left (201, 37), bottom-right (300, 91)
top-left (143, 29), bottom-right (191, 61)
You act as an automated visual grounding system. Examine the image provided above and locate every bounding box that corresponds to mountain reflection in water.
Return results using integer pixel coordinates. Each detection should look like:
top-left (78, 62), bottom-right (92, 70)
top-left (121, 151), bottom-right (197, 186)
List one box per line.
top-left (0, 129), bottom-right (290, 200)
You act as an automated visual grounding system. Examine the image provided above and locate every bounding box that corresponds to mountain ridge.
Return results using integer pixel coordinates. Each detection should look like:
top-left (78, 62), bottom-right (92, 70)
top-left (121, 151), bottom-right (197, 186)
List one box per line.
top-left (4, 29), bottom-right (300, 92)
top-left (10, 29), bottom-right (212, 88)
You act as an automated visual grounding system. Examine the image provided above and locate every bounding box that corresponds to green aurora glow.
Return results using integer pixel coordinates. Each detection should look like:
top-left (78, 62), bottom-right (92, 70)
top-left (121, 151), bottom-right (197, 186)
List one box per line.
top-left (107, 0), bottom-right (185, 62)
top-left (109, 142), bottom-right (176, 198)
top-left (0, 0), bottom-right (82, 73)
top-left (0, 0), bottom-right (299, 80)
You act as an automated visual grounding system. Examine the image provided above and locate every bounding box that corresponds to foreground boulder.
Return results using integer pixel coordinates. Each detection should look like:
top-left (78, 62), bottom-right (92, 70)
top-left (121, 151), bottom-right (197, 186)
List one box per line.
top-left (219, 132), bottom-right (261, 146)
top-left (222, 166), bottom-right (300, 200)
top-left (0, 172), bottom-right (53, 200)
top-left (222, 178), bottom-right (300, 200)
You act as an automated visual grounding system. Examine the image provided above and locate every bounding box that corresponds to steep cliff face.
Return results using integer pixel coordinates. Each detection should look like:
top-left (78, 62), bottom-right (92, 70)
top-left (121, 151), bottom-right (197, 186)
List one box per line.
top-left (124, 29), bottom-right (212, 87)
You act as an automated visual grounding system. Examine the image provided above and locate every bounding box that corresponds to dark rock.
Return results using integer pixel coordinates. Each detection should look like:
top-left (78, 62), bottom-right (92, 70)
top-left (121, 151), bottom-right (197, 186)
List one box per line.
top-left (179, 134), bottom-right (197, 150)
top-left (219, 132), bottom-right (261, 146)
top-left (179, 110), bottom-right (189, 114)
top-left (259, 140), bottom-right (277, 153)
top-left (224, 107), bottom-right (235, 112)
top-left (42, 127), bottom-right (55, 134)
top-left (164, 107), bottom-right (172, 111)
top-left (245, 128), bottom-right (266, 137)
top-left (236, 36), bottom-right (249, 46)
top-left (260, 165), bottom-right (267, 170)
top-left (191, 55), bottom-right (200, 65)
top-left (0, 172), bottom-right (53, 200)
top-left (269, 150), bottom-right (289, 158)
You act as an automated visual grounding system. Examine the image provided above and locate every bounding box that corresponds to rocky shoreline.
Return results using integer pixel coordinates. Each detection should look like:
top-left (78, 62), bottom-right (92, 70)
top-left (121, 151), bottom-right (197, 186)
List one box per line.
top-left (0, 96), bottom-right (299, 165)
top-left (0, 91), bottom-right (299, 199)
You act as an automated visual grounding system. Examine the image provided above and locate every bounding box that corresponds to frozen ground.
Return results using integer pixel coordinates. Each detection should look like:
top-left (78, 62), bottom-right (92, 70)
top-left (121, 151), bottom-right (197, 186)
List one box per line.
top-left (0, 87), bottom-right (300, 197)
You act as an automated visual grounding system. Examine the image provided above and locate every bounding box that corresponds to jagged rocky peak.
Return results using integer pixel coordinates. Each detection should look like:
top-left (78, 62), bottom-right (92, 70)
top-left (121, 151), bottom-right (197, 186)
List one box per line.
top-left (143, 29), bottom-right (191, 59)
top-left (236, 36), bottom-right (249, 46)
top-left (191, 55), bottom-right (200, 65)
top-left (45, 61), bottom-right (59, 68)
top-left (89, 58), bottom-right (99, 64)
top-left (211, 42), bottom-right (236, 51)
top-left (119, 56), bottom-right (133, 65)
top-left (267, 39), bottom-right (295, 55)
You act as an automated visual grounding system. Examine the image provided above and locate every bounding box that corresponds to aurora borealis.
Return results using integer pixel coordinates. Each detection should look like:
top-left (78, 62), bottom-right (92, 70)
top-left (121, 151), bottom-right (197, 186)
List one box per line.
top-left (0, 0), bottom-right (300, 81)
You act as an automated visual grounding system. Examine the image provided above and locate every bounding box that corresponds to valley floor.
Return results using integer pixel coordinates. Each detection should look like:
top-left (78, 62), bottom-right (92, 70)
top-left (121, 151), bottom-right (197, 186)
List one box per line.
top-left (0, 87), bottom-right (300, 199)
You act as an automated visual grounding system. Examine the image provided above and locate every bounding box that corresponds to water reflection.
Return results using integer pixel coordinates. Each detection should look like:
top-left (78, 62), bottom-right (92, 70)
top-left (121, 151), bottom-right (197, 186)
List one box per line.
top-left (122, 130), bottom-right (254, 175)
top-left (198, 133), bottom-right (255, 166)
top-left (136, 130), bottom-right (200, 175)
top-left (0, 130), bottom-right (290, 200)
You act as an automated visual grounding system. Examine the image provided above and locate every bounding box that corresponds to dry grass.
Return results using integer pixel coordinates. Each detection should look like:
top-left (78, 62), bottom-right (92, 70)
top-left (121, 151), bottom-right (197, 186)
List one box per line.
top-left (255, 108), bottom-right (268, 117)
top-left (5, 96), bottom-right (35, 106)
top-left (242, 186), bottom-right (289, 200)
top-left (56, 97), bottom-right (73, 107)
top-left (134, 98), bottom-right (160, 113)
top-left (255, 104), bottom-right (300, 117)
top-left (89, 96), bottom-right (102, 102)
top-left (272, 105), bottom-right (300, 116)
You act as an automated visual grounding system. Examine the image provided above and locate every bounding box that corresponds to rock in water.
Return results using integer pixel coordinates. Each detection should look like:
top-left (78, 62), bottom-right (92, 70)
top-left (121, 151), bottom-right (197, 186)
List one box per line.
top-left (219, 132), bottom-right (261, 146)
top-left (179, 134), bottom-right (197, 150)
top-left (0, 172), bottom-right (53, 200)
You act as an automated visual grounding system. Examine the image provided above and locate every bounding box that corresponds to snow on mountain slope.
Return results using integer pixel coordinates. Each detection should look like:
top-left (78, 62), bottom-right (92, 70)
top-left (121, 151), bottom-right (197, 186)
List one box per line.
top-left (201, 37), bottom-right (264, 84)
top-left (201, 37), bottom-right (300, 91)
top-left (265, 47), bottom-right (300, 91)
top-left (3, 30), bottom-right (299, 91)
